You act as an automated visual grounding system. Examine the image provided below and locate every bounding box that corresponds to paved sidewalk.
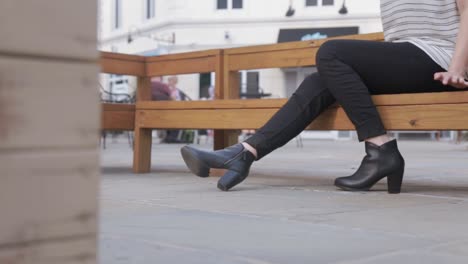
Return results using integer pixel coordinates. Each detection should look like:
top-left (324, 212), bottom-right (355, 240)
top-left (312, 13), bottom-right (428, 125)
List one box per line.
top-left (100, 139), bottom-right (468, 264)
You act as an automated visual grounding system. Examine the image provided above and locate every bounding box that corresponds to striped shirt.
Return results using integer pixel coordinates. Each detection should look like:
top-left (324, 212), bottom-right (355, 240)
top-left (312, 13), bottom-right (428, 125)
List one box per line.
top-left (381, 0), bottom-right (460, 71)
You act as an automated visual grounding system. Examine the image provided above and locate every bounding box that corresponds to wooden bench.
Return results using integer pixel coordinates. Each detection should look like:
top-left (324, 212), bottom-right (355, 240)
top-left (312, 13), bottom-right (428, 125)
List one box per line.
top-left (100, 32), bottom-right (468, 174)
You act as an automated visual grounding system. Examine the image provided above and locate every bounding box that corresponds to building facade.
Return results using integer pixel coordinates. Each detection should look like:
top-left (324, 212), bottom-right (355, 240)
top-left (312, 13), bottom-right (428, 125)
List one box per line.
top-left (99, 0), bottom-right (382, 98)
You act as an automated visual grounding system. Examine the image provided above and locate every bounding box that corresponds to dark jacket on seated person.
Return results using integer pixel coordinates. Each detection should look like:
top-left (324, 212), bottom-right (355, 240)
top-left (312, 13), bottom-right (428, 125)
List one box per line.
top-left (151, 81), bottom-right (172, 101)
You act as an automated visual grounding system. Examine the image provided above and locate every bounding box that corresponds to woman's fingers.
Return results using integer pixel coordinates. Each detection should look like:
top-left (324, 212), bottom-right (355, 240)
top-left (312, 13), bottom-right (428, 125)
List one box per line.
top-left (459, 77), bottom-right (467, 86)
top-left (462, 80), bottom-right (468, 88)
top-left (453, 78), bottom-right (468, 89)
top-left (452, 76), bottom-right (459, 84)
top-left (443, 74), bottom-right (451, 85)
top-left (434, 72), bottom-right (468, 89)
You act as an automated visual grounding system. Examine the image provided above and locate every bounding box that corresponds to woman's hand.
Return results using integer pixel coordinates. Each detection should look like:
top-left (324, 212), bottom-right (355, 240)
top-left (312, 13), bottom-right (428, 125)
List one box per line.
top-left (440, 1), bottom-right (468, 89)
top-left (434, 71), bottom-right (468, 89)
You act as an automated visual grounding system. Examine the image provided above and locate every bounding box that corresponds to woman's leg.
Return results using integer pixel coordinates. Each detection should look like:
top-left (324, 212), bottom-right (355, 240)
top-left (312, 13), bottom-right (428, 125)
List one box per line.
top-left (313, 40), bottom-right (458, 193)
top-left (245, 40), bottom-right (457, 159)
top-left (244, 73), bottom-right (336, 159)
top-left (315, 40), bottom-right (457, 141)
top-left (181, 73), bottom-right (336, 191)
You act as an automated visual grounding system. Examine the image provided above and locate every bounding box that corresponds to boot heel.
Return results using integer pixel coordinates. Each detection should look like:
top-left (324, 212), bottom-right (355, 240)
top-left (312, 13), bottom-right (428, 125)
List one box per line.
top-left (387, 167), bottom-right (404, 194)
top-left (217, 170), bottom-right (247, 191)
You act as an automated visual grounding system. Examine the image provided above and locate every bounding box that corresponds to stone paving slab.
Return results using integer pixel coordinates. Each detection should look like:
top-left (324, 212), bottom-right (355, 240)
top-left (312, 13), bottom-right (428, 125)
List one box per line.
top-left (99, 139), bottom-right (468, 263)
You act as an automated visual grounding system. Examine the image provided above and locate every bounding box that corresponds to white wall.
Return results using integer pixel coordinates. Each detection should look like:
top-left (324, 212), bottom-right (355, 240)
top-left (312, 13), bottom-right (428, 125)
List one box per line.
top-left (99, 0), bottom-right (383, 99)
top-left (100, 0), bottom-right (381, 41)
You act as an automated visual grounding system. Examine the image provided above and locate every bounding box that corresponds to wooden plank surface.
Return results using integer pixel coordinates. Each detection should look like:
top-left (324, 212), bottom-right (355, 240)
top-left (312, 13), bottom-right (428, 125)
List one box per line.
top-left (145, 49), bottom-right (221, 62)
top-left (133, 127), bottom-right (152, 173)
top-left (100, 52), bottom-right (146, 62)
top-left (137, 99), bottom-right (286, 110)
top-left (101, 110), bottom-right (135, 130)
top-left (133, 77), bottom-right (153, 173)
top-left (0, 236), bottom-right (96, 264)
top-left (225, 33), bottom-right (384, 70)
top-left (100, 52), bottom-right (146, 76)
top-left (136, 103), bottom-right (468, 130)
top-left (136, 77), bottom-right (152, 102)
top-left (371, 91), bottom-right (468, 106)
top-left (0, 57), bottom-right (100, 150)
top-left (0, 150), bottom-right (98, 246)
top-left (102, 103), bottom-right (135, 112)
top-left (308, 103), bottom-right (468, 130)
top-left (224, 33), bottom-right (385, 55)
top-left (145, 50), bottom-right (221, 77)
top-left (214, 51), bottom-right (225, 100)
top-left (228, 48), bottom-right (318, 70)
top-left (0, 0), bottom-right (97, 60)
top-left (1, 1), bottom-right (99, 262)
top-left (146, 56), bottom-right (218, 76)
top-left (101, 104), bottom-right (135, 130)
top-left (213, 50), bottom-right (239, 151)
top-left (136, 91), bottom-right (468, 110)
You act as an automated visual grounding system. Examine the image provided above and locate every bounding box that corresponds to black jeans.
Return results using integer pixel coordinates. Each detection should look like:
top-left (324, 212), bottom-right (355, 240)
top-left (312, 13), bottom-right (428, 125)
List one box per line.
top-left (245, 40), bottom-right (460, 160)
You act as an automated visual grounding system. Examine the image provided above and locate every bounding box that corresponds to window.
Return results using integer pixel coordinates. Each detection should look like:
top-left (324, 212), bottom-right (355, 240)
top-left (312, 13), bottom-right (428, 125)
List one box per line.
top-left (217, 0), bottom-right (228, 9)
top-left (232, 0), bottom-right (243, 9)
top-left (246, 71), bottom-right (259, 95)
top-left (217, 0), bottom-right (243, 10)
top-left (113, 0), bottom-right (122, 29)
top-left (146, 0), bottom-right (155, 19)
top-left (306, 0), bottom-right (334, 6)
top-left (306, 0), bottom-right (318, 6)
top-left (239, 71), bottom-right (260, 97)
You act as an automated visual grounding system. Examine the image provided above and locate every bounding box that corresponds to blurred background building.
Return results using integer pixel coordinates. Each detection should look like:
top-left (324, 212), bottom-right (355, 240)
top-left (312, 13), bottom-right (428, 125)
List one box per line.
top-left (98, 0), bottom-right (458, 141)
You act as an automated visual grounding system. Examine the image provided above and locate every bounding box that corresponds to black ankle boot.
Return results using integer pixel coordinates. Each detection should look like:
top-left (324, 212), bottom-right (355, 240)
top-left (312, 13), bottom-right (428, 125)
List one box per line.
top-left (334, 139), bottom-right (405, 194)
top-left (180, 144), bottom-right (256, 191)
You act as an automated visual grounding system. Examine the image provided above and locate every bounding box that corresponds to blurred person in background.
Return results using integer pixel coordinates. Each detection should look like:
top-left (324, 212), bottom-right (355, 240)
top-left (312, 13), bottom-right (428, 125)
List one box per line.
top-left (151, 76), bottom-right (181, 143)
top-left (151, 76), bottom-right (171, 101)
top-left (166, 75), bottom-right (190, 143)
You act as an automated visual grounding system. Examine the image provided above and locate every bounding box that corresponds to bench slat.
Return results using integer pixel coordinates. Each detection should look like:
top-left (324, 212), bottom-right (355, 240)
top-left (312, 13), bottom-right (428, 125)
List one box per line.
top-left (101, 104), bottom-right (135, 130)
top-left (224, 32), bottom-right (385, 55)
top-left (101, 111), bottom-right (135, 130)
top-left (136, 103), bottom-right (468, 130)
top-left (308, 103), bottom-right (468, 130)
top-left (145, 50), bottom-right (221, 76)
top-left (136, 91), bottom-right (468, 110)
top-left (102, 103), bottom-right (135, 112)
top-left (100, 52), bottom-right (146, 76)
top-left (146, 56), bottom-right (218, 76)
top-left (145, 49), bottom-right (221, 62)
top-left (100, 51), bottom-right (145, 62)
top-left (225, 33), bottom-right (385, 70)
top-left (228, 48), bottom-right (318, 70)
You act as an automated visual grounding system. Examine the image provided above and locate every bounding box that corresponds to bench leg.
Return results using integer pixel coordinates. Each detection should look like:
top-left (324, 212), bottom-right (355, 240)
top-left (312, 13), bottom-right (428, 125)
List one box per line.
top-left (133, 127), bottom-right (152, 173)
top-left (214, 130), bottom-right (239, 150)
top-left (212, 130), bottom-right (239, 176)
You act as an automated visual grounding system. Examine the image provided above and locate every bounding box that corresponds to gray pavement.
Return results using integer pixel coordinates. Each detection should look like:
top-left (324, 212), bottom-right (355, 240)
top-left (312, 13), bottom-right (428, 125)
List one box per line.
top-left (99, 138), bottom-right (468, 264)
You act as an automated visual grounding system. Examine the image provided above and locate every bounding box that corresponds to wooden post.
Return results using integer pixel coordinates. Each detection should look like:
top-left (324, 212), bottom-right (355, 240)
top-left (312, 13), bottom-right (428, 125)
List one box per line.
top-left (213, 51), bottom-right (240, 151)
top-left (0, 0), bottom-right (98, 262)
top-left (133, 76), bottom-right (153, 173)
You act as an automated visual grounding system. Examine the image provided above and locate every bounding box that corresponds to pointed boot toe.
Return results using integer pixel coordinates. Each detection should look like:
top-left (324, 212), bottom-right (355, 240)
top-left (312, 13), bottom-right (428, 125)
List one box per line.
top-left (334, 177), bottom-right (371, 192)
top-left (180, 146), bottom-right (211, 178)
